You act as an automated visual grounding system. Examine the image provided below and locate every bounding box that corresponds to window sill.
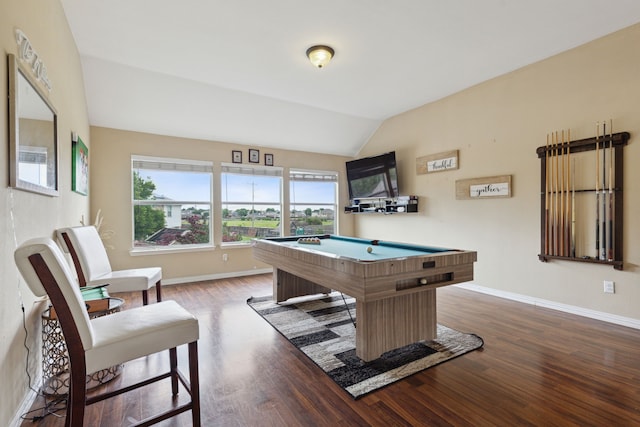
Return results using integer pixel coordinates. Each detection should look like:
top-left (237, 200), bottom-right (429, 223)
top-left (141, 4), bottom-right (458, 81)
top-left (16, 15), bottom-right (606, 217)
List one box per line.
top-left (129, 244), bottom-right (216, 256)
top-left (220, 241), bottom-right (254, 249)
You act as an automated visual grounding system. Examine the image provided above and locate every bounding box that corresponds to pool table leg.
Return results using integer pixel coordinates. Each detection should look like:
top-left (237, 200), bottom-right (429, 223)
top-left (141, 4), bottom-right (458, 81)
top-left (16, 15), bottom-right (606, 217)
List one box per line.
top-left (356, 290), bottom-right (437, 361)
top-left (273, 269), bottom-right (332, 302)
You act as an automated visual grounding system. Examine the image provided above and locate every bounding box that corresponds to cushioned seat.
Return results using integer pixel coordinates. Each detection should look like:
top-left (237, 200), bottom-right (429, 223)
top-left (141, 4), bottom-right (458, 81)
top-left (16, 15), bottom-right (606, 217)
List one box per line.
top-left (86, 300), bottom-right (198, 374)
top-left (15, 238), bottom-right (200, 426)
top-left (57, 226), bottom-right (162, 304)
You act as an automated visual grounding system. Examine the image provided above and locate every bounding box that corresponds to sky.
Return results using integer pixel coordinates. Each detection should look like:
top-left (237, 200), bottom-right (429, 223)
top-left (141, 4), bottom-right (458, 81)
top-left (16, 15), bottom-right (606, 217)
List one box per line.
top-left (140, 170), bottom-right (211, 202)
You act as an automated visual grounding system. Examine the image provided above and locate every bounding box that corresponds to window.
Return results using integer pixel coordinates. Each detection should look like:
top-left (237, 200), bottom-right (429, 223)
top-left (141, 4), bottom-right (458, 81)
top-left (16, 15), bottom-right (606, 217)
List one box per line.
top-left (19, 146), bottom-right (48, 186)
top-left (132, 156), bottom-right (213, 250)
top-left (221, 163), bottom-right (283, 244)
top-left (289, 169), bottom-right (338, 236)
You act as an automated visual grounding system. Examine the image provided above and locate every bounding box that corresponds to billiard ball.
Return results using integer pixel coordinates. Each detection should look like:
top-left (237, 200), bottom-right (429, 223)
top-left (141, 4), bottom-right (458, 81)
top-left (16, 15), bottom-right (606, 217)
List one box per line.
top-left (367, 246), bottom-right (373, 253)
top-left (420, 278), bottom-right (428, 285)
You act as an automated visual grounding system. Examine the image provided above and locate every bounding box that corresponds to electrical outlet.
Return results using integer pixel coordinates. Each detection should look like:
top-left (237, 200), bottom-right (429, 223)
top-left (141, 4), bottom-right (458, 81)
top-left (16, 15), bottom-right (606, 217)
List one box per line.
top-left (222, 253), bottom-right (228, 262)
top-left (603, 280), bottom-right (615, 294)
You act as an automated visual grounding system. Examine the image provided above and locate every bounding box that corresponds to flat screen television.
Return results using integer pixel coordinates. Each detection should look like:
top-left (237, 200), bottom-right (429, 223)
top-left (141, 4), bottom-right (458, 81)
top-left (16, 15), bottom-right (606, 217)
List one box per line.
top-left (346, 151), bottom-right (399, 200)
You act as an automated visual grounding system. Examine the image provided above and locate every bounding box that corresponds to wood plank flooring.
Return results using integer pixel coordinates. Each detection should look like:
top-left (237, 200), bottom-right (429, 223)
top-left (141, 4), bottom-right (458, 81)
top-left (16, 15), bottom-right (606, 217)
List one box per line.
top-left (21, 274), bottom-right (640, 426)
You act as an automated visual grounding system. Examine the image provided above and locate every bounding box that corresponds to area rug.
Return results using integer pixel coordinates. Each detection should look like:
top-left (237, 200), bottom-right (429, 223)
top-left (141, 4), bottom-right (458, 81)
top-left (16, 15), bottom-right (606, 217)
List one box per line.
top-left (247, 293), bottom-right (484, 399)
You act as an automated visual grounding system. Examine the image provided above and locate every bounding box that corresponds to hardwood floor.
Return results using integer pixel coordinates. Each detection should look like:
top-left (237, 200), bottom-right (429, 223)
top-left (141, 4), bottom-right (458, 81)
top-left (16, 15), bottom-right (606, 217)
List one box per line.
top-left (21, 274), bottom-right (640, 426)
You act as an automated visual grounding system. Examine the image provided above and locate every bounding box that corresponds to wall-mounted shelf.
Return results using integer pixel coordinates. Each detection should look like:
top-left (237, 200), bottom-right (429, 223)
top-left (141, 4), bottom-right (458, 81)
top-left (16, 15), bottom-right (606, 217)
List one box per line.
top-left (345, 196), bottom-right (418, 215)
top-left (536, 131), bottom-right (629, 270)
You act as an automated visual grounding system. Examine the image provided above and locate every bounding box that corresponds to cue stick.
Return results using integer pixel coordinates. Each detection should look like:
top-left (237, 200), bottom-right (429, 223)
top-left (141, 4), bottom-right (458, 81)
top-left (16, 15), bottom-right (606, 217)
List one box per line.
top-left (545, 133), bottom-right (550, 255)
top-left (559, 131), bottom-right (565, 256)
top-left (564, 130), bottom-right (571, 257)
top-left (601, 121), bottom-right (607, 260)
top-left (571, 151), bottom-right (576, 258)
top-left (550, 132), bottom-right (556, 256)
top-left (548, 132), bottom-right (554, 256)
top-left (549, 132), bottom-right (556, 255)
top-left (557, 131), bottom-right (563, 256)
top-left (595, 122), bottom-right (600, 259)
top-left (553, 131), bottom-right (559, 255)
top-left (608, 119), bottom-right (614, 261)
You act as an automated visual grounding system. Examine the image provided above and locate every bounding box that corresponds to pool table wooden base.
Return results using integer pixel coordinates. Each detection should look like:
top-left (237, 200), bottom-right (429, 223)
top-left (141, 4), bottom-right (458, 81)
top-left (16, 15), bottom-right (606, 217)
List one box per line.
top-left (273, 269), bottom-right (437, 361)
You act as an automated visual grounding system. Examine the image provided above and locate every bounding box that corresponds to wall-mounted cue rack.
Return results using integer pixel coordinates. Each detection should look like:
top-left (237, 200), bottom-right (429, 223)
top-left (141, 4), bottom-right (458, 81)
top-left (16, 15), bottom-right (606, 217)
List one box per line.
top-left (536, 130), bottom-right (629, 270)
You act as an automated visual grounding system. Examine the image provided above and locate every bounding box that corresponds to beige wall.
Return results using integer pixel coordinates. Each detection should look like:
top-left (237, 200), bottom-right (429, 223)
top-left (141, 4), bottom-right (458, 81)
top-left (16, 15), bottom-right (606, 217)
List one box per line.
top-left (357, 23), bottom-right (640, 320)
top-left (89, 126), bottom-right (354, 282)
top-left (1, 0), bottom-right (90, 424)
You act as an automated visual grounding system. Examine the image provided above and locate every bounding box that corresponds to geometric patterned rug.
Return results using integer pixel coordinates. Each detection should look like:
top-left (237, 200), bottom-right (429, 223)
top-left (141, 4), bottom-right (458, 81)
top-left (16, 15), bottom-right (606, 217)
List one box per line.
top-left (247, 292), bottom-right (484, 399)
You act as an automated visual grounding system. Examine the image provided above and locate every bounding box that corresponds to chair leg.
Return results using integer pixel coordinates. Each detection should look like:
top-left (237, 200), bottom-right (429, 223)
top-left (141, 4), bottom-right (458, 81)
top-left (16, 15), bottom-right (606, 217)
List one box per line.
top-left (169, 347), bottom-right (179, 396)
top-left (67, 361), bottom-right (88, 427)
top-left (142, 290), bottom-right (149, 305)
top-left (189, 341), bottom-right (201, 427)
top-left (156, 280), bottom-right (162, 302)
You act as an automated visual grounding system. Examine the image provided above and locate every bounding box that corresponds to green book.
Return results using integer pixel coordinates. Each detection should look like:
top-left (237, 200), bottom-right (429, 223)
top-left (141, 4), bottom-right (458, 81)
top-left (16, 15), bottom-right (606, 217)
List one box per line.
top-left (80, 286), bottom-right (110, 301)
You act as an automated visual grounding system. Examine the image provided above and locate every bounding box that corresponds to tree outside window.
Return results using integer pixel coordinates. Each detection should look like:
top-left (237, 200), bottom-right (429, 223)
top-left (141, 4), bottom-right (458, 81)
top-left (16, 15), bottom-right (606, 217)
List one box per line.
top-left (132, 156), bottom-right (213, 250)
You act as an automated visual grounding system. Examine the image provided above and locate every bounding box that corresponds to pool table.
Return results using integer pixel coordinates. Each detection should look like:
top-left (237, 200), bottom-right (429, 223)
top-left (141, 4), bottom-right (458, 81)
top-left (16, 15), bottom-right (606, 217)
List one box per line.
top-left (252, 235), bottom-right (477, 361)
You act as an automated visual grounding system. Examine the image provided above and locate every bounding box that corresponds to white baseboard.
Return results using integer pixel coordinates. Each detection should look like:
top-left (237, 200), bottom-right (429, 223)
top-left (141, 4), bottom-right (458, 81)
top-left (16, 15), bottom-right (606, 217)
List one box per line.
top-left (10, 377), bottom-right (41, 427)
top-left (162, 268), bottom-right (273, 286)
top-left (455, 282), bottom-right (640, 330)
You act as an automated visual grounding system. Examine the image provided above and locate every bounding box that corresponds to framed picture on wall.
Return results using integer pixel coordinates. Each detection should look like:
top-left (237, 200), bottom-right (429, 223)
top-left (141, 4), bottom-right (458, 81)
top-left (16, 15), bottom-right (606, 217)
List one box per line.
top-left (265, 153), bottom-right (274, 166)
top-left (232, 150), bottom-right (242, 163)
top-left (72, 135), bottom-right (89, 195)
top-left (249, 148), bottom-right (260, 163)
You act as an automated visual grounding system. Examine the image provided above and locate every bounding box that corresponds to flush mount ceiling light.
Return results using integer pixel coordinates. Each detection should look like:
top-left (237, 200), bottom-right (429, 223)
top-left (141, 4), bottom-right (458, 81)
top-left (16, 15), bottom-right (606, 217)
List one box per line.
top-left (306, 45), bottom-right (334, 68)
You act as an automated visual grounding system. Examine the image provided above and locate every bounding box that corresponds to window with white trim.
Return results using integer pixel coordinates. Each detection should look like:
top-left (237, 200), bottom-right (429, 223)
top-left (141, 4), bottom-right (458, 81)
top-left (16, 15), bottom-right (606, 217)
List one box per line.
top-left (221, 163), bottom-right (283, 244)
top-left (132, 156), bottom-right (213, 250)
top-left (289, 169), bottom-right (338, 236)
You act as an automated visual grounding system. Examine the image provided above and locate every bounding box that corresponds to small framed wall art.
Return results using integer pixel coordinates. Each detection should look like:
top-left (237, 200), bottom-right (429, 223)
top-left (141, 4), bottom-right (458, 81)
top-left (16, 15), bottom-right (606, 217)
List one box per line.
top-left (72, 135), bottom-right (89, 195)
top-left (232, 150), bottom-right (242, 163)
top-left (265, 153), bottom-right (274, 166)
top-left (249, 148), bottom-right (260, 163)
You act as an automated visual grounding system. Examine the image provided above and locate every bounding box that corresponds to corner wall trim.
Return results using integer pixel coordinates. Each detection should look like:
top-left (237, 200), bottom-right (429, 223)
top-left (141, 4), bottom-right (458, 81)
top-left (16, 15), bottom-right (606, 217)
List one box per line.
top-left (455, 282), bottom-right (640, 330)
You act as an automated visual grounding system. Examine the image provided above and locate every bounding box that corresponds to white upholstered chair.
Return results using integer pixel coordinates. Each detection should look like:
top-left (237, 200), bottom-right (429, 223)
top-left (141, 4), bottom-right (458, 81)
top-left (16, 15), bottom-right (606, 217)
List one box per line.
top-left (57, 226), bottom-right (162, 305)
top-left (15, 237), bottom-right (201, 427)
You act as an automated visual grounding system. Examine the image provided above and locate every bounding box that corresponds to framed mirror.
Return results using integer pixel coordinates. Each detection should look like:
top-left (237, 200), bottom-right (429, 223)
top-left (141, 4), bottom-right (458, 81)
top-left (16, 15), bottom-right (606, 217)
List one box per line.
top-left (8, 53), bottom-right (59, 196)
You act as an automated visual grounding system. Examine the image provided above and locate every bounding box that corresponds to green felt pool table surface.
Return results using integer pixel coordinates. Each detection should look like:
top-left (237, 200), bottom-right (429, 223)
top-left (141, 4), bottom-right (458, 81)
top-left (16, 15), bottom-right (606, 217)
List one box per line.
top-left (273, 235), bottom-right (451, 262)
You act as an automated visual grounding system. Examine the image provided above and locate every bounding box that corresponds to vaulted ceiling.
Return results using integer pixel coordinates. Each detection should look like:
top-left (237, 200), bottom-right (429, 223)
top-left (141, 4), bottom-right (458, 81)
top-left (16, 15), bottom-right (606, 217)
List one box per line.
top-left (61, 0), bottom-right (640, 156)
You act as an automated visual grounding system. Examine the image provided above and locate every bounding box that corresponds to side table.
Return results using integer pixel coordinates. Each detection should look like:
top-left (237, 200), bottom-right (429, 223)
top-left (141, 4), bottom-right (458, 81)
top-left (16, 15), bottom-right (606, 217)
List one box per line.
top-left (41, 297), bottom-right (124, 396)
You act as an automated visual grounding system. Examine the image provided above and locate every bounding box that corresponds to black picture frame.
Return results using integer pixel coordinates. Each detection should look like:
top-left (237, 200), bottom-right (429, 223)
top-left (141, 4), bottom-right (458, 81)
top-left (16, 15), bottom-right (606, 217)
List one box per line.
top-left (249, 148), bottom-right (260, 163)
top-left (232, 150), bottom-right (242, 163)
top-left (265, 153), bottom-right (274, 166)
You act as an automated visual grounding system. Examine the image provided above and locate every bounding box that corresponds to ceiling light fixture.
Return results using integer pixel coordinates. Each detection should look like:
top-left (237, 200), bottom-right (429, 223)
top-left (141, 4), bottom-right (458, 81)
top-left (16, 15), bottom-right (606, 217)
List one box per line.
top-left (306, 45), bottom-right (334, 68)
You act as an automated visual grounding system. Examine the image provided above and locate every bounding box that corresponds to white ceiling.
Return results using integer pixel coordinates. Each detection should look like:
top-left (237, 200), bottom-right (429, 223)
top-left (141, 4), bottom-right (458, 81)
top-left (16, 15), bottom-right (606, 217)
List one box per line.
top-left (60, 0), bottom-right (640, 157)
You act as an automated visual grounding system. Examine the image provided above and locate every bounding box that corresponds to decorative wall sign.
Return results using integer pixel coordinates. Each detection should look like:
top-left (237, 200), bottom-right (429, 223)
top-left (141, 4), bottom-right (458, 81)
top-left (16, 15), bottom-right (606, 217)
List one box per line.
top-left (265, 153), bottom-right (274, 166)
top-left (72, 135), bottom-right (89, 195)
top-left (15, 29), bottom-right (52, 91)
top-left (416, 150), bottom-right (459, 175)
top-left (455, 175), bottom-right (512, 200)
